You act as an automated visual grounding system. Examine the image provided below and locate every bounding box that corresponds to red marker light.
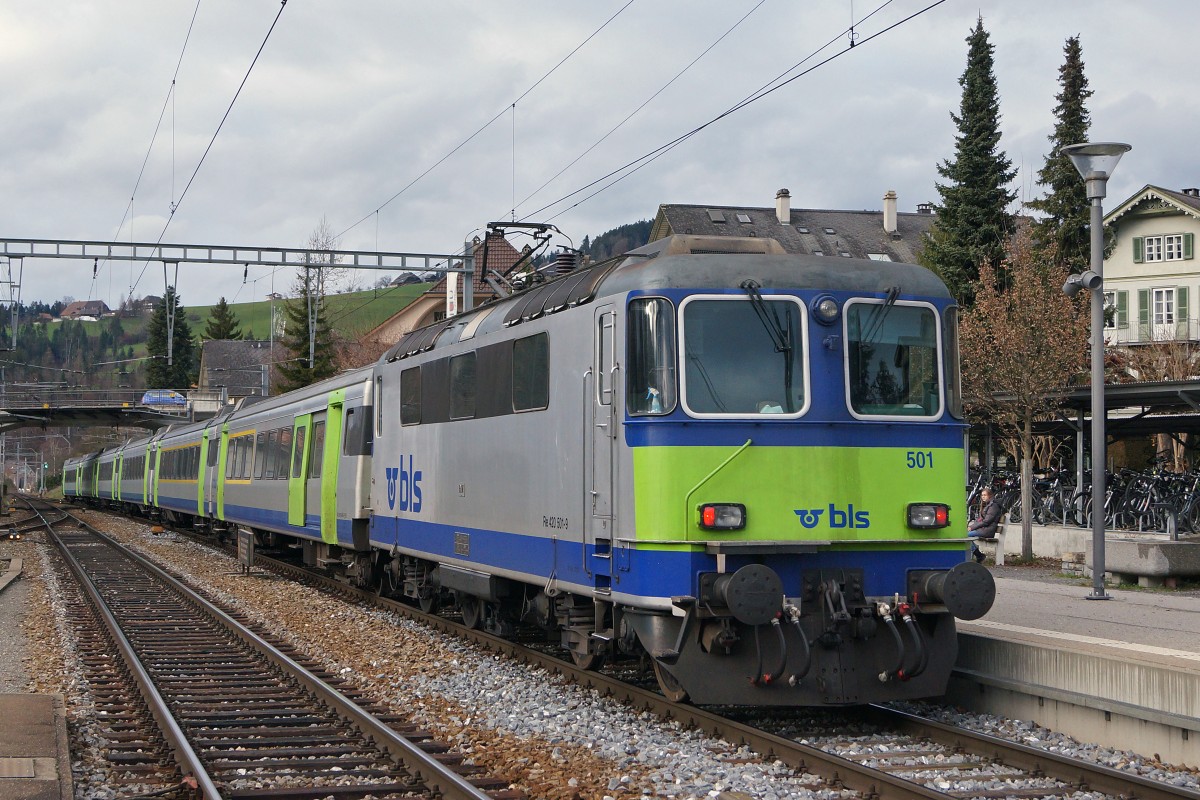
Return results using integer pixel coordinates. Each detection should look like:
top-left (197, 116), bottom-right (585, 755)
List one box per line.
top-left (697, 503), bottom-right (747, 530)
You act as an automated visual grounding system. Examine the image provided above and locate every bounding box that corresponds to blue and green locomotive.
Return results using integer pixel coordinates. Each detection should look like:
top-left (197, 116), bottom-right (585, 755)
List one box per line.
top-left (65, 233), bottom-right (993, 705)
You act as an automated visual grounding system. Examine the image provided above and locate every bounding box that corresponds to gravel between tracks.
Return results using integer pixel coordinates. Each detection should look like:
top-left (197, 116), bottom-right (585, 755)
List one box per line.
top-left (12, 509), bottom-right (1200, 799)
top-left (88, 512), bottom-right (840, 800)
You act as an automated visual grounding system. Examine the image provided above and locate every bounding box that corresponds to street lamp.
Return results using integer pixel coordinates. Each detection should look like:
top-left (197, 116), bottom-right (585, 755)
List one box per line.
top-left (1061, 141), bottom-right (1131, 600)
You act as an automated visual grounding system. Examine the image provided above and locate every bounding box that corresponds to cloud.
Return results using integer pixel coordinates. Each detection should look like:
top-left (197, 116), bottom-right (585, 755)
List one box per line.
top-left (0, 0), bottom-right (1195, 306)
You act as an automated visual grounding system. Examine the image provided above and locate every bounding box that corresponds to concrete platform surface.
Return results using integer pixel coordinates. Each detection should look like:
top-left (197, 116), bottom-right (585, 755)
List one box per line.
top-left (0, 694), bottom-right (71, 800)
top-left (974, 573), bottom-right (1200, 653)
top-left (950, 569), bottom-right (1200, 767)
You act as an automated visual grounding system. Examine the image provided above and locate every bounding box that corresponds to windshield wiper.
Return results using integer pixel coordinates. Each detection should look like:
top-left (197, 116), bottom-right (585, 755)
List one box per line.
top-left (740, 280), bottom-right (796, 413)
top-left (861, 285), bottom-right (901, 345)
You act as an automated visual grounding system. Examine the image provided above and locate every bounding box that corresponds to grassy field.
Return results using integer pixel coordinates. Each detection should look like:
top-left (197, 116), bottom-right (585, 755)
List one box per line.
top-left (72, 282), bottom-right (433, 348)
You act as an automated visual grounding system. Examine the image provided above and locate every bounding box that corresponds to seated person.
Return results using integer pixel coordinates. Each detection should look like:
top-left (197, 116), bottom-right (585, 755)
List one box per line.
top-left (967, 487), bottom-right (1002, 563)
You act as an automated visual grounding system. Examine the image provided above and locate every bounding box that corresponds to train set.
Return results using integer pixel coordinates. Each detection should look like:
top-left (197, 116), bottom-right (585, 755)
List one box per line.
top-left (64, 233), bottom-right (995, 706)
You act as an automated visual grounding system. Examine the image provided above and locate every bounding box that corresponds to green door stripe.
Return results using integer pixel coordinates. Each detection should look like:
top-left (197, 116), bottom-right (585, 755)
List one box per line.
top-left (216, 423), bottom-right (230, 521)
top-left (321, 390), bottom-right (346, 545)
top-left (198, 429), bottom-right (210, 516)
top-left (288, 414), bottom-right (312, 527)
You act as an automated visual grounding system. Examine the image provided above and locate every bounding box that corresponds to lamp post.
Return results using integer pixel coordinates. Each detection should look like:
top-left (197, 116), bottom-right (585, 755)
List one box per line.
top-left (1061, 141), bottom-right (1131, 600)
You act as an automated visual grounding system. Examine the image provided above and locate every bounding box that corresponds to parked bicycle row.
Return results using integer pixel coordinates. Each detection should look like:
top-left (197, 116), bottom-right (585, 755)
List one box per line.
top-left (967, 464), bottom-right (1200, 535)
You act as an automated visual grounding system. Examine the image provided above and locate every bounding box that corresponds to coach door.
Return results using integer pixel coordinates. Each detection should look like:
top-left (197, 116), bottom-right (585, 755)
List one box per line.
top-left (586, 305), bottom-right (616, 588)
top-left (205, 426), bottom-right (224, 519)
top-left (304, 412), bottom-right (329, 540)
top-left (198, 429), bottom-right (212, 517)
top-left (319, 392), bottom-right (345, 546)
top-left (288, 414), bottom-right (313, 528)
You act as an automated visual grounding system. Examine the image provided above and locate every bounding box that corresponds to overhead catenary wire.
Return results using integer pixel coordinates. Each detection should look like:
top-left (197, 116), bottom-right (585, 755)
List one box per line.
top-left (99, 0), bottom-right (203, 300)
top-left (336, 0), bottom-right (638, 241)
top-left (128, 0), bottom-right (290, 299)
top-left (508, 0), bottom-right (768, 221)
top-left (524, 0), bottom-right (934, 224)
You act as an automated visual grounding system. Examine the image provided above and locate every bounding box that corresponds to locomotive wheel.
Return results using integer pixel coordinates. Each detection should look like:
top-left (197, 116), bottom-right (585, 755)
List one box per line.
top-left (570, 650), bottom-right (605, 671)
top-left (652, 661), bottom-right (689, 703)
top-left (417, 587), bottom-right (438, 614)
top-left (459, 595), bottom-right (483, 629)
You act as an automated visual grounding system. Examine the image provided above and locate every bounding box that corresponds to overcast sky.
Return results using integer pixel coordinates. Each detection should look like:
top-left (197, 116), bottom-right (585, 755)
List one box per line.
top-left (1, 0), bottom-right (1195, 310)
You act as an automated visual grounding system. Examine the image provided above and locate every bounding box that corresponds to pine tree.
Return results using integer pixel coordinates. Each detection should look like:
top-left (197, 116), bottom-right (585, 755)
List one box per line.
top-left (1027, 36), bottom-right (1093, 274)
top-left (922, 17), bottom-right (1018, 305)
top-left (145, 287), bottom-right (197, 390)
top-left (203, 297), bottom-right (245, 340)
top-left (274, 267), bottom-right (337, 392)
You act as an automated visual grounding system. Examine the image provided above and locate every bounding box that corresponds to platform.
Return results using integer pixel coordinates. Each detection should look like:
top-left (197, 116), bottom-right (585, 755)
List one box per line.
top-left (947, 572), bottom-right (1200, 768)
top-left (0, 695), bottom-right (72, 800)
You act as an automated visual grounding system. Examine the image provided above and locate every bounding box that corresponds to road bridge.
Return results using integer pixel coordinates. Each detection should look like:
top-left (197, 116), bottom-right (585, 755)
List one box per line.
top-left (0, 388), bottom-right (191, 433)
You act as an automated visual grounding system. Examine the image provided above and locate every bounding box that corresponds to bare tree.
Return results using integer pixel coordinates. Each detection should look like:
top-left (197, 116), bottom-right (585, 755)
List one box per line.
top-left (960, 229), bottom-right (1089, 559)
top-left (305, 216), bottom-right (351, 295)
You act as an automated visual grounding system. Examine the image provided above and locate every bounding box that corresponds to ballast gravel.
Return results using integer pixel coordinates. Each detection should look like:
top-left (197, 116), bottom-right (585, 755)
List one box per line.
top-left (8, 508), bottom-right (1200, 799)
top-left (89, 513), bottom-right (841, 800)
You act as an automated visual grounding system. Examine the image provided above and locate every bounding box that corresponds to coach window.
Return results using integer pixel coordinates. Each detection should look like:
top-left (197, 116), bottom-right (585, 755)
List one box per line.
top-left (344, 406), bottom-right (372, 456)
top-left (309, 421), bottom-right (325, 478)
top-left (292, 427), bottom-right (307, 479)
top-left (449, 353), bottom-right (477, 419)
top-left (513, 333), bottom-right (549, 411)
top-left (254, 432), bottom-right (267, 477)
top-left (845, 301), bottom-right (941, 418)
top-left (401, 366), bottom-right (422, 425)
top-left (681, 296), bottom-right (806, 417)
top-left (238, 437), bottom-right (252, 479)
top-left (627, 298), bottom-right (676, 415)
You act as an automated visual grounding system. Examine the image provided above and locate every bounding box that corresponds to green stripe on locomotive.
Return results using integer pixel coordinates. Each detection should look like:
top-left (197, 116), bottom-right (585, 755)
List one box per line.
top-left (631, 444), bottom-right (964, 546)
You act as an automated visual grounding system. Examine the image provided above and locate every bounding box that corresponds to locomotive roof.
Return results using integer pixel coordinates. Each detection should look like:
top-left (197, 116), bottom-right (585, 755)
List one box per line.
top-left (599, 234), bottom-right (951, 298)
top-left (383, 235), bottom-right (950, 361)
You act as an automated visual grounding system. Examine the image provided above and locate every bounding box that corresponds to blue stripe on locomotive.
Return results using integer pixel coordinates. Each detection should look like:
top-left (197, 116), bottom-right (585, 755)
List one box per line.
top-left (369, 515), bottom-right (965, 600)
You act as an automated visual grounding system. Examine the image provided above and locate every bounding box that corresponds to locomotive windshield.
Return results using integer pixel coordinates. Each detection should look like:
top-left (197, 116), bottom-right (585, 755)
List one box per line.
top-left (680, 296), bottom-right (806, 417)
top-left (846, 301), bottom-right (942, 417)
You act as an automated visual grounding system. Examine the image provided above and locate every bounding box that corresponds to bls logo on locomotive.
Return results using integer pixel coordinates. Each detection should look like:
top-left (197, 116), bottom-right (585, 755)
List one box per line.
top-left (794, 504), bottom-right (870, 529)
top-left (385, 455), bottom-right (423, 512)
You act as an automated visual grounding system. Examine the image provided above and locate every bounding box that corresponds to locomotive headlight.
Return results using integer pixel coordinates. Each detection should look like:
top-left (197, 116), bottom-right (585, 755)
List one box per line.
top-left (698, 503), bottom-right (747, 531)
top-left (907, 503), bottom-right (950, 529)
top-left (811, 294), bottom-right (840, 325)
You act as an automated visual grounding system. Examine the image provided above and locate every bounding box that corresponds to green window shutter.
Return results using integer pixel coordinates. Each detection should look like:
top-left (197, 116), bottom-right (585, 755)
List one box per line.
top-left (1178, 286), bottom-right (1190, 339)
top-left (1117, 290), bottom-right (1128, 328)
top-left (1133, 236), bottom-right (1144, 263)
top-left (1138, 288), bottom-right (1150, 340)
top-left (1185, 232), bottom-right (1194, 260)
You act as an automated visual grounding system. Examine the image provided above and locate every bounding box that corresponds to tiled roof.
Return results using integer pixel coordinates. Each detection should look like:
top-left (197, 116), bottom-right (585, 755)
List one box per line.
top-left (60, 300), bottom-right (111, 317)
top-left (198, 339), bottom-right (277, 396)
top-left (651, 202), bottom-right (935, 263)
top-left (429, 230), bottom-right (522, 300)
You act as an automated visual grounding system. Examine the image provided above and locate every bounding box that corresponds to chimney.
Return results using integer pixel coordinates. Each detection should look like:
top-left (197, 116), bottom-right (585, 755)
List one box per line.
top-left (916, 202), bottom-right (935, 215)
top-left (882, 190), bottom-right (898, 234)
top-left (1183, 188), bottom-right (1200, 198)
top-left (775, 188), bottom-right (791, 225)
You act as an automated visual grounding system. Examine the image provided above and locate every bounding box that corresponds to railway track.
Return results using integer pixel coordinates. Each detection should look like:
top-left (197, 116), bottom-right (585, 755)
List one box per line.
top-left (53, 502), bottom-right (1200, 800)
top-left (30, 500), bottom-right (521, 800)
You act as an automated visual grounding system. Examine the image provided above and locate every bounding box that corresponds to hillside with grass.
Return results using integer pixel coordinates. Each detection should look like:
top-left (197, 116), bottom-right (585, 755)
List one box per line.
top-left (4, 283), bottom-right (433, 389)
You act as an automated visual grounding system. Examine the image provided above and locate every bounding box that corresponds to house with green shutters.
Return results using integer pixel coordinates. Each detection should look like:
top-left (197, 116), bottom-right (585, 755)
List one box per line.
top-left (1102, 185), bottom-right (1200, 345)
